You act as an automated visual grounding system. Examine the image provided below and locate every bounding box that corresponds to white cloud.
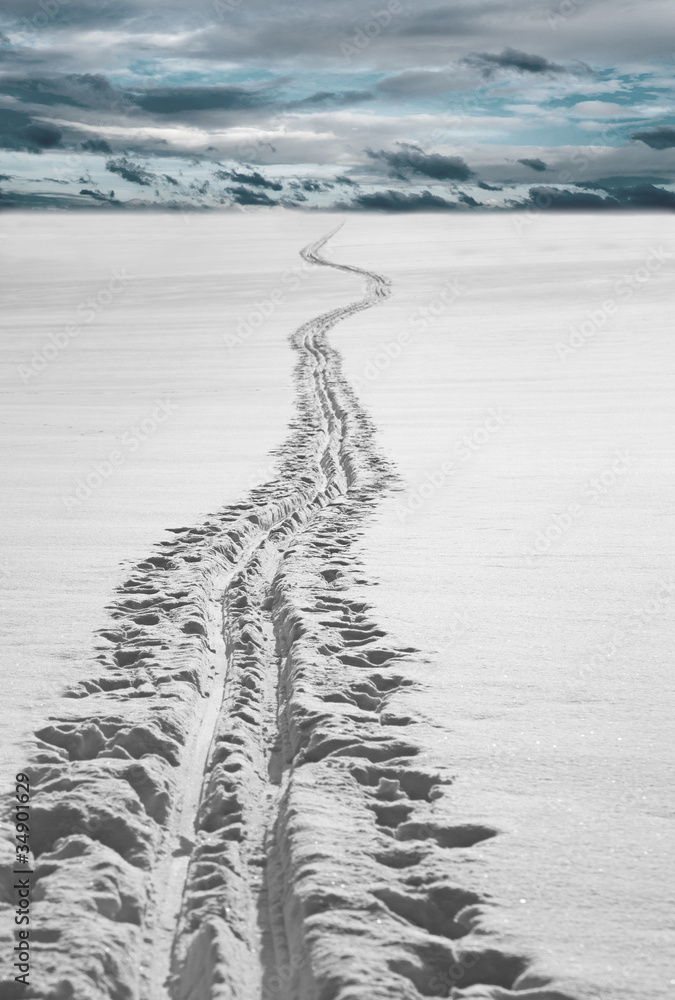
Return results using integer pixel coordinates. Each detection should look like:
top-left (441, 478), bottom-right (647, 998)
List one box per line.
top-left (570, 101), bottom-right (632, 117)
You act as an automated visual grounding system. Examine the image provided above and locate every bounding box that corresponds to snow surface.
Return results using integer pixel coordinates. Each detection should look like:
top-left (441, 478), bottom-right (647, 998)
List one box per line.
top-left (329, 212), bottom-right (675, 1000)
top-left (0, 211), bottom-right (673, 1000)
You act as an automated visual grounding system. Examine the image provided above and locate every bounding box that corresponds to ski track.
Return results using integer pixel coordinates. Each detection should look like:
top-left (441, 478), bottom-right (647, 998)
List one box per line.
top-left (0, 227), bottom-right (575, 1000)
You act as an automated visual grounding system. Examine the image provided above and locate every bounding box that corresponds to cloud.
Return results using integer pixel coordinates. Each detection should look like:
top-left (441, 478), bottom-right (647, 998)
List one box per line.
top-left (613, 183), bottom-right (675, 208)
top-left (577, 174), bottom-right (673, 189)
top-left (286, 90), bottom-right (373, 109)
top-left (512, 185), bottom-right (621, 210)
top-left (630, 125), bottom-right (675, 150)
top-left (570, 101), bottom-right (630, 118)
top-left (375, 68), bottom-right (479, 98)
top-left (80, 187), bottom-right (119, 204)
top-left (105, 157), bottom-right (156, 186)
top-left (477, 180), bottom-right (502, 191)
top-left (134, 85), bottom-right (267, 115)
top-left (227, 185), bottom-right (278, 206)
top-left (80, 137), bottom-right (112, 153)
top-left (367, 144), bottom-right (474, 181)
top-left (0, 109), bottom-right (62, 151)
top-left (518, 157), bottom-right (547, 172)
top-left (575, 179), bottom-right (675, 208)
top-left (20, 121), bottom-right (62, 148)
top-left (458, 191), bottom-right (482, 207)
top-left (462, 48), bottom-right (566, 78)
top-left (0, 73), bottom-right (133, 114)
top-left (215, 168), bottom-right (283, 190)
top-left (292, 179), bottom-right (333, 192)
top-left (0, 72), bottom-right (372, 138)
top-left (344, 189), bottom-right (461, 212)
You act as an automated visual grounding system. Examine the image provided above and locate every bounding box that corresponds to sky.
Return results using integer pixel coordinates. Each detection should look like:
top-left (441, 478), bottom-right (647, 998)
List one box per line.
top-left (1, 0), bottom-right (674, 211)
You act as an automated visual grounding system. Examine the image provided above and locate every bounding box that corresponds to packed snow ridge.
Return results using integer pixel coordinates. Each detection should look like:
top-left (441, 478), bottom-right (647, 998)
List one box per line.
top-left (1, 227), bottom-right (577, 1000)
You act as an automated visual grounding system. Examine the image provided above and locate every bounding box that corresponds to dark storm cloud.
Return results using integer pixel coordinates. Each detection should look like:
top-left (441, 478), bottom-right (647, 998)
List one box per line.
top-left (131, 83), bottom-right (371, 118)
top-left (512, 186), bottom-right (621, 210)
top-left (0, 73), bottom-right (282, 123)
top-left (367, 145), bottom-right (474, 182)
top-left (575, 175), bottom-right (673, 190)
top-left (477, 180), bottom-right (502, 191)
top-left (81, 137), bottom-right (112, 153)
top-left (334, 174), bottom-right (358, 186)
top-left (215, 169), bottom-right (283, 191)
top-left (630, 126), bottom-right (675, 150)
top-left (0, 73), bottom-right (127, 111)
top-left (21, 121), bottom-right (62, 147)
top-left (518, 157), bottom-right (547, 172)
top-left (0, 72), bottom-right (373, 133)
top-left (134, 86), bottom-right (267, 115)
top-left (105, 157), bottom-right (156, 186)
top-left (293, 179), bottom-right (334, 192)
top-left (80, 187), bottom-right (119, 203)
top-left (613, 183), bottom-right (675, 208)
top-left (524, 181), bottom-right (675, 210)
top-left (0, 188), bottom-right (97, 210)
top-left (227, 185), bottom-right (278, 206)
top-left (458, 192), bottom-right (482, 207)
top-left (286, 90), bottom-right (373, 109)
top-left (0, 108), bottom-right (62, 151)
top-left (462, 47), bottom-right (566, 78)
top-left (345, 189), bottom-right (460, 211)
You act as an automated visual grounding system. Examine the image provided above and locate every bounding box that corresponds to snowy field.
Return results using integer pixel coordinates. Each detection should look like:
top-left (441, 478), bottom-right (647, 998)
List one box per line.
top-left (0, 211), bottom-right (673, 1000)
top-left (329, 213), bottom-right (675, 1000)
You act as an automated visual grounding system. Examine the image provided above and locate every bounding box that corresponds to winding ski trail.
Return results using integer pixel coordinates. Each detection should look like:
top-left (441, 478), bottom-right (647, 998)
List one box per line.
top-left (0, 227), bottom-right (572, 1000)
